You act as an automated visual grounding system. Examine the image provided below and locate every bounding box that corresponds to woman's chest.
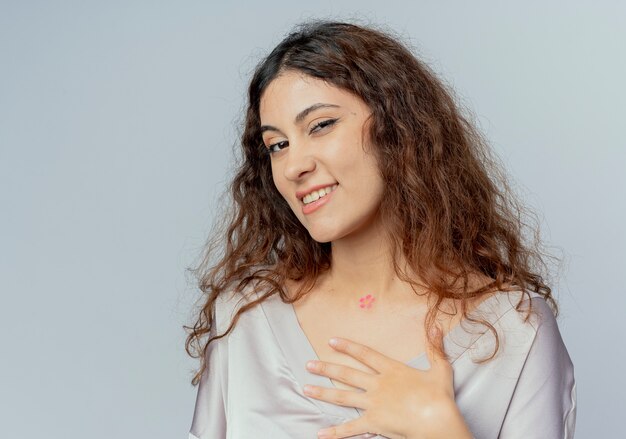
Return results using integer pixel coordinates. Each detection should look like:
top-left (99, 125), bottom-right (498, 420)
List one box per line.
top-left (292, 298), bottom-right (429, 391)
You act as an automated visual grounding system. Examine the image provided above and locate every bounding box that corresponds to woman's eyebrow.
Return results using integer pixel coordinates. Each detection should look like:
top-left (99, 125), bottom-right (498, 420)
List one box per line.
top-left (260, 103), bottom-right (340, 134)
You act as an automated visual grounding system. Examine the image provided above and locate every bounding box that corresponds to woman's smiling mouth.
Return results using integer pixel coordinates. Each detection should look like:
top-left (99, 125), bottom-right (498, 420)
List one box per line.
top-left (301, 183), bottom-right (338, 204)
top-left (301, 184), bottom-right (338, 214)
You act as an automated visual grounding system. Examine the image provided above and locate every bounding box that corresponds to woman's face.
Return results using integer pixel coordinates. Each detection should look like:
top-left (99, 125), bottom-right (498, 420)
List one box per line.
top-left (259, 70), bottom-right (386, 243)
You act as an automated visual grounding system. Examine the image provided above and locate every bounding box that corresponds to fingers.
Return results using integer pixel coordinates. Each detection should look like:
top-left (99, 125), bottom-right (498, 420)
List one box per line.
top-left (305, 360), bottom-right (376, 392)
top-left (303, 383), bottom-right (369, 410)
top-left (317, 416), bottom-right (373, 439)
top-left (328, 337), bottom-right (395, 373)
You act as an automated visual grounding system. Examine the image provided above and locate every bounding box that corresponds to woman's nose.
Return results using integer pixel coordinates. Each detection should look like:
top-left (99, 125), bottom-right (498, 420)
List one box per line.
top-left (282, 142), bottom-right (316, 181)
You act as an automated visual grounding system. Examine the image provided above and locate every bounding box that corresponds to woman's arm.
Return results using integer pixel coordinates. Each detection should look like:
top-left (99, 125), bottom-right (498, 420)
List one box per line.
top-left (188, 307), bottom-right (228, 439)
top-left (498, 298), bottom-right (577, 438)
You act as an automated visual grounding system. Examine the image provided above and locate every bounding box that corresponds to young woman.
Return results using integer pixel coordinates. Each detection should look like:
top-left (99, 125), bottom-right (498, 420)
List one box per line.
top-left (185, 20), bottom-right (576, 439)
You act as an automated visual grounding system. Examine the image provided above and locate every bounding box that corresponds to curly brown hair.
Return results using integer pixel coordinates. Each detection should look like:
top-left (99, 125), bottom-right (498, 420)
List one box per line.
top-left (184, 20), bottom-right (559, 386)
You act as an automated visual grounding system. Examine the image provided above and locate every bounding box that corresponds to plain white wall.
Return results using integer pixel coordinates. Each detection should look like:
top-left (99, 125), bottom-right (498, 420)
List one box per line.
top-left (1, 1), bottom-right (624, 437)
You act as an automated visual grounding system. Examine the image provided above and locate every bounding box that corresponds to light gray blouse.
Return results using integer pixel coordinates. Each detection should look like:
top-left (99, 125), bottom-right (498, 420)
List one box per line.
top-left (188, 287), bottom-right (576, 439)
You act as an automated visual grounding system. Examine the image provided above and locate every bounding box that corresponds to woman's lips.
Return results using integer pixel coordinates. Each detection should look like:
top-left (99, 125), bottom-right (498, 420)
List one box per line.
top-left (301, 185), bottom-right (337, 215)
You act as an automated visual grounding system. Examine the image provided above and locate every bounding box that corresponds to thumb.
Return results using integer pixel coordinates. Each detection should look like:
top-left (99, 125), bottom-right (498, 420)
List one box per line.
top-left (426, 324), bottom-right (449, 371)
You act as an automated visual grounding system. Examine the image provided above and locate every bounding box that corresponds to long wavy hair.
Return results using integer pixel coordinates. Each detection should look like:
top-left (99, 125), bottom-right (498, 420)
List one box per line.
top-left (184, 20), bottom-right (559, 386)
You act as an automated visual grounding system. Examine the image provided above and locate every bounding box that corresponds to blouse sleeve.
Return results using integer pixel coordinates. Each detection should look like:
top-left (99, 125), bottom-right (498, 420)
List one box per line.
top-left (188, 305), bottom-right (227, 439)
top-left (498, 297), bottom-right (577, 438)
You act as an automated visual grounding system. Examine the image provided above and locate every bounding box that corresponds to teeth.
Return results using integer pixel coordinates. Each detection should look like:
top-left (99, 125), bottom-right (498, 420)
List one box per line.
top-left (302, 184), bottom-right (338, 205)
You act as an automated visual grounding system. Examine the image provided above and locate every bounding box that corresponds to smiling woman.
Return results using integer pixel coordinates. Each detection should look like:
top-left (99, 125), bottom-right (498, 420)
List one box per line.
top-left (184, 20), bottom-right (576, 439)
top-left (259, 71), bottom-right (384, 241)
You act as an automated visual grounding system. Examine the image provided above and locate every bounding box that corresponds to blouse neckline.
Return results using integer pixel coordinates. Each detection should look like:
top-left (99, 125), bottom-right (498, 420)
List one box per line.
top-left (258, 289), bottom-right (519, 419)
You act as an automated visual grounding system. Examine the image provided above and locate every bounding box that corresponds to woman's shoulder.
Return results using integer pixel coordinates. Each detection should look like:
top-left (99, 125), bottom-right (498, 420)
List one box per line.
top-left (212, 276), bottom-right (274, 334)
top-left (500, 289), bottom-right (554, 326)
top-left (450, 289), bottom-right (559, 362)
top-left (473, 288), bottom-right (553, 325)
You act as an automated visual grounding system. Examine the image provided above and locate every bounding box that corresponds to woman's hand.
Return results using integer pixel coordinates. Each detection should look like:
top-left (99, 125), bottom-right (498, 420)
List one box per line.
top-left (303, 328), bottom-right (473, 439)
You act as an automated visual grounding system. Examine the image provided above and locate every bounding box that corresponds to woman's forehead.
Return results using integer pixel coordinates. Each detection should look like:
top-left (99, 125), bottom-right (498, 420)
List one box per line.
top-left (261, 73), bottom-right (338, 108)
top-left (259, 72), bottom-right (364, 123)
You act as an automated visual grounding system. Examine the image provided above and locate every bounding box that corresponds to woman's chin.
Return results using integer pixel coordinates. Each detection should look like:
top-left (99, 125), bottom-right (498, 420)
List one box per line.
top-left (303, 225), bottom-right (341, 244)
top-left (306, 232), bottom-right (335, 244)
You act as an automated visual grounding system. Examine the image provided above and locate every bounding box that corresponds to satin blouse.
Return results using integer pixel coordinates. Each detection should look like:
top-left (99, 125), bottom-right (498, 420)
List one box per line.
top-left (188, 287), bottom-right (576, 438)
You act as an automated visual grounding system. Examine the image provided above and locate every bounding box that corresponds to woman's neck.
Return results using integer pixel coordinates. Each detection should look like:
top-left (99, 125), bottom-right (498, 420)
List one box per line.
top-left (323, 238), bottom-right (428, 310)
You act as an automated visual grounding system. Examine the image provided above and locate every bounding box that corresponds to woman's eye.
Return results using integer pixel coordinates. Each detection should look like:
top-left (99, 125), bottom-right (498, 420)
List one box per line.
top-left (266, 140), bottom-right (288, 154)
top-left (309, 118), bottom-right (338, 134)
top-left (264, 119), bottom-right (338, 155)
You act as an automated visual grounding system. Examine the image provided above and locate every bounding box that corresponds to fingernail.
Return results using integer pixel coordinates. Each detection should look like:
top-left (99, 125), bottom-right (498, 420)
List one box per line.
top-left (329, 338), bottom-right (339, 346)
